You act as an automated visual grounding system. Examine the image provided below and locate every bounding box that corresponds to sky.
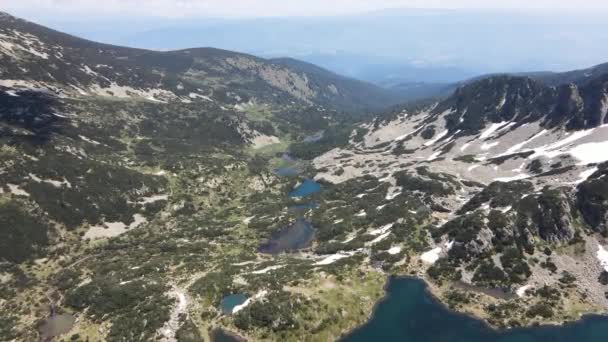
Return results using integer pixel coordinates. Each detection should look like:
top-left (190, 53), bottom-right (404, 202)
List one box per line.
top-left (3, 0), bottom-right (608, 19)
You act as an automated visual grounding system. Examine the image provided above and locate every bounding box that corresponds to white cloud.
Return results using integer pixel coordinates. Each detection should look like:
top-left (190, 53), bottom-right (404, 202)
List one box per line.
top-left (2, 0), bottom-right (608, 18)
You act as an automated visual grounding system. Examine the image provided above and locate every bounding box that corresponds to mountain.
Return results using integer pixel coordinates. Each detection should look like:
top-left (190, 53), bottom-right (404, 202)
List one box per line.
top-left (0, 11), bottom-right (403, 114)
top-left (313, 73), bottom-right (608, 329)
top-left (267, 57), bottom-right (403, 112)
top-left (531, 62), bottom-right (608, 87)
top-left (287, 52), bottom-right (478, 86)
top-left (404, 61), bottom-right (608, 105)
top-left (35, 9), bottom-right (608, 80)
top-left (2, 11), bottom-right (608, 342)
top-left (0, 12), bottom-right (406, 341)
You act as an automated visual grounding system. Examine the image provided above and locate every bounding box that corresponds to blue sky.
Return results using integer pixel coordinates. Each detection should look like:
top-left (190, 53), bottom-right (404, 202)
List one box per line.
top-left (4, 0), bottom-right (608, 19)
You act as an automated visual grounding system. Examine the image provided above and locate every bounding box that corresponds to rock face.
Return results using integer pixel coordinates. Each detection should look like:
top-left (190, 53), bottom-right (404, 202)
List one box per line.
top-left (577, 163), bottom-right (608, 232)
top-left (436, 75), bottom-right (608, 135)
top-left (517, 189), bottom-right (576, 243)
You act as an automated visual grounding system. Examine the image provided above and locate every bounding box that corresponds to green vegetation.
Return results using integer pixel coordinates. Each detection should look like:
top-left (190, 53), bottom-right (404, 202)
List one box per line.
top-left (66, 278), bottom-right (172, 341)
top-left (395, 171), bottom-right (455, 196)
top-left (0, 201), bottom-right (49, 263)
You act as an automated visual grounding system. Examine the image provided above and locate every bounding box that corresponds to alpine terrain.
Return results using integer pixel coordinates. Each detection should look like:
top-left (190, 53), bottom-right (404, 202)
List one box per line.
top-left (1, 10), bottom-right (608, 342)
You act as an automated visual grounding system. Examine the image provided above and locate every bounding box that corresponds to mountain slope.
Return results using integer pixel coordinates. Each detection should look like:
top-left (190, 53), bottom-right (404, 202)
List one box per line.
top-left (313, 73), bottom-right (608, 328)
top-left (0, 12), bottom-right (397, 341)
top-left (532, 62), bottom-right (608, 87)
top-left (0, 11), bottom-right (403, 114)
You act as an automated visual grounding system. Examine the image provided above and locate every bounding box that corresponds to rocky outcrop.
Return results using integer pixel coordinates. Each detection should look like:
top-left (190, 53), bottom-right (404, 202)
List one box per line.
top-left (576, 163), bottom-right (608, 233)
top-left (518, 189), bottom-right (576, 243)
top-left (433, 74), bottom-right (608, 135)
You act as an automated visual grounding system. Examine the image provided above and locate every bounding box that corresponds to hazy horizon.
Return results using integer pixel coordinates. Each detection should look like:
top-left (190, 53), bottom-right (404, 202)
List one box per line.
top-left (3, 4), bottom-right (608, 86)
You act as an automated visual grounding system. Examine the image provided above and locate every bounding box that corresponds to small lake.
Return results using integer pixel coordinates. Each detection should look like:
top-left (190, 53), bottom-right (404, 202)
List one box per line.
top-left (258, 219), bottom-right (315, 254)
top-left (39, 314), bottom-right (76, 340)
top-left (288, 179), bottom-right (321, 197)
top-left (210, 328), bottom-right (246, 342)
top-left (220, 294), bottom-right (248, 315)
top-left (342, 277), bottom-right (608, 342)
top-left (274, 167), bottom-right (300, 177)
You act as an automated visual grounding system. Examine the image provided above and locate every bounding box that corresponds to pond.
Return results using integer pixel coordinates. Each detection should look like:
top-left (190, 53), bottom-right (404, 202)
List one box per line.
top-left (220, 294), bottom-right (248, 315)
top-left (288, 179), bottom-right (321, 197)
top-left (38, 314), bottom-right (76, 340)
top-left (210, 328), bottom-right (246, 342)
top-left (274, 167), bottom-right (300, 177)
top-left (258, 219), bottom-right (315, 254)
top-left (342, 277), bottom-right (608, 342)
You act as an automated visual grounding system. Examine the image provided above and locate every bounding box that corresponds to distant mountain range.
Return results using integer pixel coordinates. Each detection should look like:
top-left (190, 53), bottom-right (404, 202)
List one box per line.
top-left (31, 9), bottom-right (608, 88)
top-left (389, 61), bottom-right (608, 104)
top-left (0, 12), bottom-right (413, 114)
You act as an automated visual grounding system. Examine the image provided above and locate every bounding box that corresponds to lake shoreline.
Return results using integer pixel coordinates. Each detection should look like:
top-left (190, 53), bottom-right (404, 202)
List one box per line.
top-left (339, 275), bottom-right (608, 341)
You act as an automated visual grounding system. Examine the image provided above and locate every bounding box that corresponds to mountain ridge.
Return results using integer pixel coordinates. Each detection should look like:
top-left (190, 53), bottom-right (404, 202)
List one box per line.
top-left (0, 10), bottom-right (405, 114)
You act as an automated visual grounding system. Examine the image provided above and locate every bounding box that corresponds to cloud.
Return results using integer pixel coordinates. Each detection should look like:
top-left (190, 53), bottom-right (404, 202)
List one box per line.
top-left (3, 0), bottom-right (608, 18)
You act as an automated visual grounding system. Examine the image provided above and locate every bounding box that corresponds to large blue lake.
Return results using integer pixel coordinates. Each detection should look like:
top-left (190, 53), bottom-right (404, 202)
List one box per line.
top-left (342, 277), bottom-right (608, 342)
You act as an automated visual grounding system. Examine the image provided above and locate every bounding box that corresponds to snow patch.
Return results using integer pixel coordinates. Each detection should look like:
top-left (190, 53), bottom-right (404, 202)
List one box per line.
top-left (138, 194), bottom-right (168, 205)
top-left (494, 174), bottom-right (530, 183)
top-left (597, 244), bottom-right (608, 272)
top-left (232, 290), bottom-right (268, 313)
top-left (83, 214), bottom-right (147, 240)
top-left (385, 190), bottom-right (401, 200)
top-left (370, 231), bottom-right (391, 244)
top-left (420, 247), bottom-right (442, 264)
top-left (568, 141), bottom-right (608, 165)
top-left (420, 241), bottom-right (454, 264)
top-left (369, 224), bottom-right (393, 236)
top-left (503, 129), bottom-right (548, 156)
top-left (575, 167), bottom-right (598, 184)
top-left (79, 135), bottom-right (101, 145)
top-left (481, 141), bottom-right (500, 151)
top-left (480, 122), bottom-right (509, 140)
top-left (387, 246), bottom-right (402, 255)
top-left (251, 265), bottom-right (284, 274)
top-left (427, 151), bottom-right (442, 161)
top-left (424, 130), bottom-right (449, 146)
top-left (314, 252), bottom-right (356, 265)
top-left (28, 173), bottom-right (71, 188)
top-left (355, 210), bottom-right (367, 217)
top-left (516, 285), bottom-right (532, 298)
top-left (7, 184), bottom-right (29, 197)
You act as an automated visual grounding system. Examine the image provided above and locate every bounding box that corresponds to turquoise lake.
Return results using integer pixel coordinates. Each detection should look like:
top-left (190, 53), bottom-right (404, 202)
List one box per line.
top-left (342, 277), bottom-right (608, 342)
top-left (288, 179), bottom-right (321, 197)
top-left (220, 294), bottom-right (248, 315)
